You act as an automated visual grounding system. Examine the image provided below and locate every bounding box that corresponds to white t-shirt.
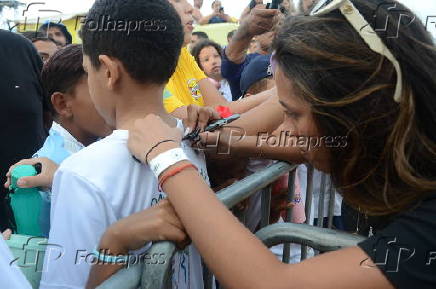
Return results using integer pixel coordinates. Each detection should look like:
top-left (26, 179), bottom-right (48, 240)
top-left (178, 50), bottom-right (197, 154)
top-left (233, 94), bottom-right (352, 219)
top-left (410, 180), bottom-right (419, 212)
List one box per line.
top-left (40, 121), bottom-right (209, 289)
top-left (218, 79), bottom-right (233, 102)
top-left (297, 165), bottom-right (343, 221)
top-left (0, 238), bottom-right (32, 289)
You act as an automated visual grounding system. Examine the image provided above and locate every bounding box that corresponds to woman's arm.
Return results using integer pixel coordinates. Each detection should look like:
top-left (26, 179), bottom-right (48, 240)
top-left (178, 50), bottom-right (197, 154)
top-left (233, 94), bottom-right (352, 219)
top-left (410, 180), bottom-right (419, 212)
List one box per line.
top-left (162, 169), bottom-right (393, 289)
top-left (128, 115), bottom-right (394, 289)
top-left (199, 79), bottom-right (273, 114)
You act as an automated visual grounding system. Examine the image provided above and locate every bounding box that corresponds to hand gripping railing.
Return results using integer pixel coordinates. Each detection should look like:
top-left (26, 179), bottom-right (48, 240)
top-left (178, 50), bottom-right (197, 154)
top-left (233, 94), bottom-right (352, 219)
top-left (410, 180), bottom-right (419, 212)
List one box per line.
top-left (97, 162), bottom-right (296, 289)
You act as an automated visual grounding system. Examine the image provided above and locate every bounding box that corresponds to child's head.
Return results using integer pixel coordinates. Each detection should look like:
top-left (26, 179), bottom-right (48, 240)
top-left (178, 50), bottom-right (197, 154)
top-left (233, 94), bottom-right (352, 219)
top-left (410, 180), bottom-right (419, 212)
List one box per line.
top-left (41, 44), bottom-right (112, 146)
top-left (80, 0), bottom-right (184, 126)
top-left (240, 54), bottom-right (275, 97)
top-left (191, 40), bottom-right (223, 81)
top-left (38, 22), bottom-right (73, 46)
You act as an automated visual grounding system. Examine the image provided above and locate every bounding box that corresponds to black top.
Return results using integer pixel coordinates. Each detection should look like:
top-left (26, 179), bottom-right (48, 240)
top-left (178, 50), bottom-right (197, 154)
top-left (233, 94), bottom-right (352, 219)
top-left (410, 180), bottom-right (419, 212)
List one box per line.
top-left (358, 195), bottom-right (436, 289)
top-left (0, 30), bottom-right (47, 230)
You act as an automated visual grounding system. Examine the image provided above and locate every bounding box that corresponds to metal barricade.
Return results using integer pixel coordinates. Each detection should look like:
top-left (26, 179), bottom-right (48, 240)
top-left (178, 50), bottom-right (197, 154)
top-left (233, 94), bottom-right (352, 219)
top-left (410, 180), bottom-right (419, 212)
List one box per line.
top-left (98, 162), bottom-right (355, 289)
top-left (256, 223), bottom-right (365, 252)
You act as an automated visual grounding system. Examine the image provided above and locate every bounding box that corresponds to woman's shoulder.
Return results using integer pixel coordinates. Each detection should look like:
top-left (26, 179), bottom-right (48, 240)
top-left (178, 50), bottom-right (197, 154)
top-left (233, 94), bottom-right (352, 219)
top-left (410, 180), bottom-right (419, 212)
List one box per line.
top-left (357, 194), bottom-right (436, 289)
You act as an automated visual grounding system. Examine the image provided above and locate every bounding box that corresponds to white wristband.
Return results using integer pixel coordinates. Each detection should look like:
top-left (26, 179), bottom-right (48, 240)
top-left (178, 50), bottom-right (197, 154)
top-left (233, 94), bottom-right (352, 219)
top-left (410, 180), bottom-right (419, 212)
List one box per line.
top-left (149, 148), bottom-right (189, 178)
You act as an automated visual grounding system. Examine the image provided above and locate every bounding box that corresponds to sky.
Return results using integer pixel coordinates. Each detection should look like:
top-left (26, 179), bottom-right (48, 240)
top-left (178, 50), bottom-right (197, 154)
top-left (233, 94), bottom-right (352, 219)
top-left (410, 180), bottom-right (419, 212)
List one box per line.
top-left (1, 0), bottom-right (435, 38)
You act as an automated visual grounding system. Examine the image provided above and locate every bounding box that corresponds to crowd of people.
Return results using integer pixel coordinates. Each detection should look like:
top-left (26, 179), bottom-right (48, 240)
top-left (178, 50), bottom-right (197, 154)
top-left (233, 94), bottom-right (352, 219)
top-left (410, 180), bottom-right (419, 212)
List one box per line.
top-left (1, 0), bottom-right (436, 289)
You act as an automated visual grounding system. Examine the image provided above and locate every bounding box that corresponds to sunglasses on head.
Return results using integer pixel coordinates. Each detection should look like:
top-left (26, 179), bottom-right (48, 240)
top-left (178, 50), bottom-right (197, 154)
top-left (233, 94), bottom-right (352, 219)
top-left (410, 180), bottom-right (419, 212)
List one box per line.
top-left (310, 0), bottom-right (403, 103)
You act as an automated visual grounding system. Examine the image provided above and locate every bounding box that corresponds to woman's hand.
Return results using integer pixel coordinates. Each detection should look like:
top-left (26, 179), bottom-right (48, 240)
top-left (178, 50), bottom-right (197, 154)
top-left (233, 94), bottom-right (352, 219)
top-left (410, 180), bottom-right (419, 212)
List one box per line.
top-left (128, 115), bottom-right (182, 164)
top-left (183, 104), bottom-right (221, 134)
top-left (4, 157), bottom-right (58, 190)
top-left (99, 199), bottom-right (190, 254)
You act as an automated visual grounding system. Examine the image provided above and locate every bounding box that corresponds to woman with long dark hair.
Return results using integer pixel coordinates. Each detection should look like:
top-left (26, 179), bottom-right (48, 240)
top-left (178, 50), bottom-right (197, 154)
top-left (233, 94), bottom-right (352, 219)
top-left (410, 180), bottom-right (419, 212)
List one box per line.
top-left (123, 0), bottom-right (436, 288)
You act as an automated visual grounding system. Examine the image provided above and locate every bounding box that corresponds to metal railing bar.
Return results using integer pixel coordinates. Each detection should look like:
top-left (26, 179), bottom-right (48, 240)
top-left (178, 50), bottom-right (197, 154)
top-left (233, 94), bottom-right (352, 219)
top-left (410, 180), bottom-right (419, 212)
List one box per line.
top-left (216, 162), bottom-right (296, 207)
top-left (301, 165), bottom-right (314, 260)
top-left (140, 242), bottom-right (176, 289)
top-left (327, 180), bottom-right (336, 229)
top-left (282, 170), bottom-right (296, 263)
top-left (97, 263), bottom-right (143, 289)
top-left (317, 173), bottom-right (327, 228)
top-left (256, 223), bottom-right (366, 252)
top-left (98, 162), bottom-right (297, 289)
top-left (260, 185), bottom-right (272, 228)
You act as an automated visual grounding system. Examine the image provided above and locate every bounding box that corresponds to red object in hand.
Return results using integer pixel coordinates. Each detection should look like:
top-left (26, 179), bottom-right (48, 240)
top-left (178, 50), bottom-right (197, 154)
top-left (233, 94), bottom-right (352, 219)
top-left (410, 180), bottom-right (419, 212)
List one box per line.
top-left (215, 106), bottom-right (232, 118)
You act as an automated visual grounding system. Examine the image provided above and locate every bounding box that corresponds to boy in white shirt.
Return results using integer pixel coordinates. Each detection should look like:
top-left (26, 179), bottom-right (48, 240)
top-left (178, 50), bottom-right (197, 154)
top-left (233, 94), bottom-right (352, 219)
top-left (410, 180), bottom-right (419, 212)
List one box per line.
top-left (40, 1), bottom-right (209, 288)
top-left (36, 44), bottom-right (112, 237)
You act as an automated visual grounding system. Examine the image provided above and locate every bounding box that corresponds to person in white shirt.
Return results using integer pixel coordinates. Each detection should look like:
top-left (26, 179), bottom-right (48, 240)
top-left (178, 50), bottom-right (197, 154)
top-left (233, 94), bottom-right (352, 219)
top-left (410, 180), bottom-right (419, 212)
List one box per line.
top-left (34, 44), bottom-right (112, 238)
top-left (0, 237), bottom-right (32, 289)
top-left (39, 1), bottom-right (212, 288)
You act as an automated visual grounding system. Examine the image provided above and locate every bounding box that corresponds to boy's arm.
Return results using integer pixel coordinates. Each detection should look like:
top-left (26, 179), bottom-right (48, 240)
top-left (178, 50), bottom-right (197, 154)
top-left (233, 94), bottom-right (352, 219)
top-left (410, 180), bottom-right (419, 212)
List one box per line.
top-left (40, 169), bottom-right (111, 289)
top-left (86, 200), bottom-right (188, 289)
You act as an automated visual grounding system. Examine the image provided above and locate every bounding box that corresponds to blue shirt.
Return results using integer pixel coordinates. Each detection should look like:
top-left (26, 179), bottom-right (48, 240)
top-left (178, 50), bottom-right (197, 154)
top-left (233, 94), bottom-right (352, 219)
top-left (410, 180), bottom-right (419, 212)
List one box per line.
top-left (209, 16), bottom-right (227, 24)
top-left (33, 122), bottom-right (85, 237)
top-left (221, 50), bottom-right (261, 100)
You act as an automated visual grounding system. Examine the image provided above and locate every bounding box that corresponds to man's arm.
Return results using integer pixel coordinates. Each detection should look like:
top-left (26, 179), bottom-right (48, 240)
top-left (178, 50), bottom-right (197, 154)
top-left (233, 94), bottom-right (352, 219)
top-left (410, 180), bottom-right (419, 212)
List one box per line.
top-left (231, 90), bottom-right (283, 135)
top-left (198, 79), bottom-right (271, 113)
top-left (225, 6), bottom-right (277, 64)
top-left (173, 87), bottom-right (280, 137)
top-left (192, 8), bottom-right (203, 23)
top-left (198, 13), bottom-right (217, 25)
top-left (221, 14), bottom-right (237, 23)
top-left (86, 200), bottom-right (188, 289)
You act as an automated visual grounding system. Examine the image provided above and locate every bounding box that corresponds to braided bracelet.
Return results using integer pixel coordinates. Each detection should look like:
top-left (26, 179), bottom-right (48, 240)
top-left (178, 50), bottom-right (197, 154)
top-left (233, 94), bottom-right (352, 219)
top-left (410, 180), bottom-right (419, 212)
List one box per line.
top-left (145, 140), bottom-right (176, 165)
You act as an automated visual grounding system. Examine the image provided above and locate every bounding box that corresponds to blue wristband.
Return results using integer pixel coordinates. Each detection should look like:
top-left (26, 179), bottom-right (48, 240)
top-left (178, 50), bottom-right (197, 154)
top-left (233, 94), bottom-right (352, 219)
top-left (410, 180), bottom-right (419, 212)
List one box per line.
top-left (93, 248), bottom-right (129, 264)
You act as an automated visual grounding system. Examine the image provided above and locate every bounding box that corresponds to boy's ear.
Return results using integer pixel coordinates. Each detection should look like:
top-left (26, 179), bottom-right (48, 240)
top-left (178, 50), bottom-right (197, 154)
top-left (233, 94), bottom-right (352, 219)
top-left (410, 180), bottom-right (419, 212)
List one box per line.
top-left (51, 92), bottom-right (73, 119)
top-left (98, 55), bottom-right (120, 90)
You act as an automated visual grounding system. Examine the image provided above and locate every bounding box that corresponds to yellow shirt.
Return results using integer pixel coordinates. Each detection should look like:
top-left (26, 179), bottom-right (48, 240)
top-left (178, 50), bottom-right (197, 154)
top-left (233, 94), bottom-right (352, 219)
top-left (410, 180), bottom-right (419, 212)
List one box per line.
top-left (164, 47), bottom-right (207, 113)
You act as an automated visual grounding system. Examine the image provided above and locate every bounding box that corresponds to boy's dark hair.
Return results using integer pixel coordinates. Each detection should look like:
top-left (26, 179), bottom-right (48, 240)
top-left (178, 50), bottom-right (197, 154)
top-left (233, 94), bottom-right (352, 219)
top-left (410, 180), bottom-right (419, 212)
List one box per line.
top-left (191, 39), bottom-right (223, 71)
top-left (192, 31), bottom-right (209, 40)
top-left (80, 0), bottom-right (184, 85)
top-left (21, 31), bottom-right (44, 41)
top-left (32, 37), bottom-right (59, 46)
top-left (41, 44), bottom-right (85, 115)
top-left (39, 22), bottom-right (73, 45)
top-left (21, 31), bottom-right (61, 46)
